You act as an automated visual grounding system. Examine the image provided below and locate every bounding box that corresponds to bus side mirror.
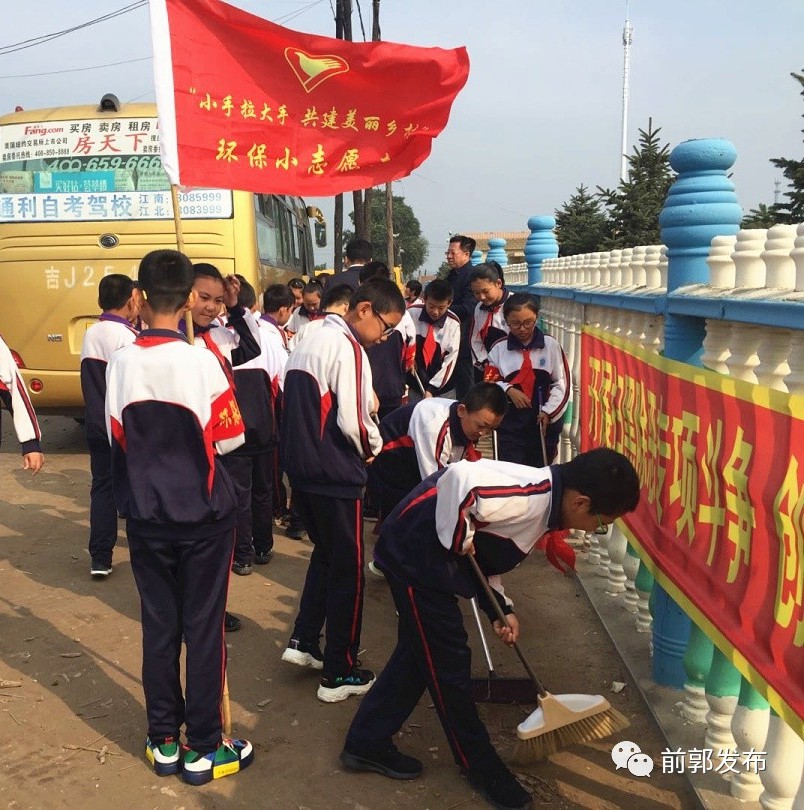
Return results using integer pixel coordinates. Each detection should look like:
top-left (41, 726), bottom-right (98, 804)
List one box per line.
top-left (314, 221), bottom-right (327, 248)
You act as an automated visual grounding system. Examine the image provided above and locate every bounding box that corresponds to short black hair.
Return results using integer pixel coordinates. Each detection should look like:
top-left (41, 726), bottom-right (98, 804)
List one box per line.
top-left (424, 279), bottom-right (454, 303)
top-left (561, 448), bottom-right (641, 515)
top-left (193, 262), bottom-right (225, 283)
top-left (287, 277), bottom-right (305, 290)
top-left (346, 238), bottom-right (372, 263)
top-left (461, 382), bottom-right (507, 416)
top-left (349, 279), bottom-right (406, 316)
top-left (503, 291), bottom-right (540, 319)
top-left (405, 279), bottom-right (422, 296)
top-left (98, 273), bottom-right (136, 311)
top-left (450, 234), bottom-right (476, 254)
top-left (302, 281), bottom-right (323, 297)
top-left (359, 261), bottom-right (391, 283)
top-left (138, 250), bottom-right (194, 314)
top-left (469, 262), bottom-right (504, 285)
top-left (236, 277), bottom-right (257, 309)
top-left (321, 283), bottom-right (354, 310)
top-left (263, 283), bottom-right (295, 313)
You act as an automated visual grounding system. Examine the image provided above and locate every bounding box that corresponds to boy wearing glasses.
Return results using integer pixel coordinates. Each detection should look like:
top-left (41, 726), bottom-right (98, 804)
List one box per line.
top-left (279, 280), bottom-right (406, 702)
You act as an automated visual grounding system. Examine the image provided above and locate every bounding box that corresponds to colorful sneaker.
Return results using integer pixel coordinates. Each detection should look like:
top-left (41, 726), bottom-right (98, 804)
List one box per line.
top-left (182, 738), bottom-right (254, 786)
top-left (145, 736), bottom-right (181, 776)
top-left (281, 637), bottom-right (324, 670)
top-left (317, 667), bottom-right (375, 703)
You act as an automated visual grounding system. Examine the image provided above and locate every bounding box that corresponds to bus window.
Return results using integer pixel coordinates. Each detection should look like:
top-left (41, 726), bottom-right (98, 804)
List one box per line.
top-left (255, 194), bottom-right (279, 265)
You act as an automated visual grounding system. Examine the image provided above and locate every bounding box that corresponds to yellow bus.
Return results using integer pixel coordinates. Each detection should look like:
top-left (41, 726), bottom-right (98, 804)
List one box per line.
top-left (0, 94), bottom-right (326, 415)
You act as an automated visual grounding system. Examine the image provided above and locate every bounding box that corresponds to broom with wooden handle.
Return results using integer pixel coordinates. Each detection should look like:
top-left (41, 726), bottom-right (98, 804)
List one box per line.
top-left (466, 553), bottom-right (629, 762)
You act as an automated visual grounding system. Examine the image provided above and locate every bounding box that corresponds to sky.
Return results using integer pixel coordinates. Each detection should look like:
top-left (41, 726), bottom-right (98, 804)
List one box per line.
top-left (2, 0), bottom-right (802, 273)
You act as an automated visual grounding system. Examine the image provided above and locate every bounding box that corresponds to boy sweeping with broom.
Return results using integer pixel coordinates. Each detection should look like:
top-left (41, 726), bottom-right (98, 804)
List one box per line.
top-left (341, 448), bottom-right (639, 810)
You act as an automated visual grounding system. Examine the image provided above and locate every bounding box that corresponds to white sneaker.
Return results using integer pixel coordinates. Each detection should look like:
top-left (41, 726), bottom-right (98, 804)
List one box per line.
top-left (367, 561), bottom-right (385, 578)
top-left (281, 638), bottom-right (324, 670)
top-left (90, 565), bottom-right (112, 579)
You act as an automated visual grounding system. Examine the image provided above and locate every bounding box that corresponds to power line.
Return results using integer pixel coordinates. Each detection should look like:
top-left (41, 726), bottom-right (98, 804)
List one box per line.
top-left (0, 56), bottom-right (152, 80)
top-left (0, 2), bottom-right (147, 56)
top-left (273, 0), bottom-right (328, 25)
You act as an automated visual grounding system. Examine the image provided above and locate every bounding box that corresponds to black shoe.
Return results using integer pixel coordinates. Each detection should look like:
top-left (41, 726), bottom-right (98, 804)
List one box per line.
top-left (317, 667), bottom-right (375, 703)
top-left (340, 742), bottom-right (422, 780)
top-left (285, 524), bottom-right (307, 540)
top-left (224, 612), bottom-right (241, 633)
top-left (280, 637), bottom-right (324, 670)
top-left (468, 763), bottom-right (531, 810)
top-left (254, 550), bottom-right (273, 565)
top-left (231, 561), bottom-right (252, 576)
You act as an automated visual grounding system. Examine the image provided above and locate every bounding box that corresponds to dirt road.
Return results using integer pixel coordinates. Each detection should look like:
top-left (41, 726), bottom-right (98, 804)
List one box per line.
top-left (0, 416), bottom-right (698, 809)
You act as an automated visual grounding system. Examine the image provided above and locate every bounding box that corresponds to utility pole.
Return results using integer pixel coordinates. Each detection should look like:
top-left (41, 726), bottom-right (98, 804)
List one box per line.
top-left (332, 0), bottom-right (349, 270)
top-left (369, 0), bottom-right (394, 271)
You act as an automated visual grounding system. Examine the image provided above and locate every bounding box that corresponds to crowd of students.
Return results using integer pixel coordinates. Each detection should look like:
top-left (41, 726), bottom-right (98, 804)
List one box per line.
top-left (0, 238), bottom-right (642, 810)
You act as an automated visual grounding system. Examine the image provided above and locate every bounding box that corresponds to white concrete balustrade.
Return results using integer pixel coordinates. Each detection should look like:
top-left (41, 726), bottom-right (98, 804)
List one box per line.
top-left (505, 226), bottom-right (804, 808)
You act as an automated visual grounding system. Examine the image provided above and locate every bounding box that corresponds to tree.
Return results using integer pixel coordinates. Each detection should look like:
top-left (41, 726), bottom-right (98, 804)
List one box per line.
top-left (741, 203), bottom-right (778, 229)
top-left (436, 261), bottom-right (451, 279)
top-left (554, 184), bottom-right (610, 255)
top-left (344, 193), bottom-right (428, 277)
top-left (598, 119), bottom-right (674, 248)
top-left (770, 69), bottom-right (804, 223)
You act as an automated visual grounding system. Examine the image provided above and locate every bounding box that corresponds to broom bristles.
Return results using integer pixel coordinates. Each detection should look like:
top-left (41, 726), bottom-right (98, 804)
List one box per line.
top-left (510, 706), bottom-right (630, 764)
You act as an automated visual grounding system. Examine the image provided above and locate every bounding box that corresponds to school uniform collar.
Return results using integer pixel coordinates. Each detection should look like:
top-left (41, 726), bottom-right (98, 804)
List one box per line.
top-left (547, 465), bottom-right (563, 529)
top-left (479, 289), bottom-right (509, 312)
top-left (261, 313), bottom-right (279, 327)
top-left (134, 328), bottom-right (186, 346)
top-left (99, 312), bottom-right (135, 327)
top-left (506, 327), bottom-right (545, 352)
top-left (180, 320), bottom-right (211, 335)
top-left (448, 401), bottom-right (470, 446)
top-left (418, 306), bottom-right (448, 329)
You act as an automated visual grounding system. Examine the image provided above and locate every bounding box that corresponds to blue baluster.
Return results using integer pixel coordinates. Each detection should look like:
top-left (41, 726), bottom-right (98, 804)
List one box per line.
top-left (651, 138), bottom-right (743, 688)
top-left (486, 237), bottom-right (508, 267)
top-left (470, 249), bottom-right (484, 266)
top-left (524, 215), bottom-right (558, 286)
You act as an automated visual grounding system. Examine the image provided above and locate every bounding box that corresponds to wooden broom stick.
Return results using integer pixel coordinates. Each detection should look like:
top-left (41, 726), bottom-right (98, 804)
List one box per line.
top-left (170, 184), bottom-right (194, 344)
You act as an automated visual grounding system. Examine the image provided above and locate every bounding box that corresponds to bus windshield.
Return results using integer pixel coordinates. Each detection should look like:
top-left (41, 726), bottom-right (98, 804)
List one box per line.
top-left (0, 116), bottom-right (231, 221)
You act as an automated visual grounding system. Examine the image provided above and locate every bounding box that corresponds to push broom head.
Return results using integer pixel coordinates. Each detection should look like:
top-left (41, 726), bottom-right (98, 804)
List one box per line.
top-left (510, 692), bottom-right (630, 764)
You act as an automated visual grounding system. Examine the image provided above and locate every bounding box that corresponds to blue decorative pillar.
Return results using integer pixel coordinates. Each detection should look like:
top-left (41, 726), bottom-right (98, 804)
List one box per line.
top-left (650, 138), bottom-right (743, 689)
top-left (659, 139), bottom-right (742, 364)
top-left (470, 249), bottom-right (484, 266)
top-left (486, 238), bottom-right (508, 267)
top-left (524, 215), bottom-right (558, 285)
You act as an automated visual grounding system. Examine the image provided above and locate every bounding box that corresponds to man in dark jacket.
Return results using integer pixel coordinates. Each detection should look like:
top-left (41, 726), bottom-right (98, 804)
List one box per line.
top-left (324, 238), bottom-right (372, 291)
top-left (445, 235), bottom-right (478, 398)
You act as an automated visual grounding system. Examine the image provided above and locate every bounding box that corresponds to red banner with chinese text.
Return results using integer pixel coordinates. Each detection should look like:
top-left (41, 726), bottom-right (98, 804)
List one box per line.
top-left (149, 0), bottom-right (469, 195)
top-left (580, 327), bottom-right (804, 734)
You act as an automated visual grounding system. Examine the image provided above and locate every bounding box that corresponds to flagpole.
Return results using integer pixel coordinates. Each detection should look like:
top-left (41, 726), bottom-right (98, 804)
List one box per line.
top-left (170, 184), bottom-right (195, 343)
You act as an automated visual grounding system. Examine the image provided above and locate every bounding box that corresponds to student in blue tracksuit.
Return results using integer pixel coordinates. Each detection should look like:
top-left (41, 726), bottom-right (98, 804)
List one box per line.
top-left (279, 280), bottom-right (406, 703)
top-left (80, 274), bottom-right (141, 578)
top-left (106, 249), bottom-right (252, 785)
top-left (367, 382), bottom-right (507, 521)
top-left (342, 449), bottom-right (641, 810)
top-left (486, 293), bottom-right (570, 468)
